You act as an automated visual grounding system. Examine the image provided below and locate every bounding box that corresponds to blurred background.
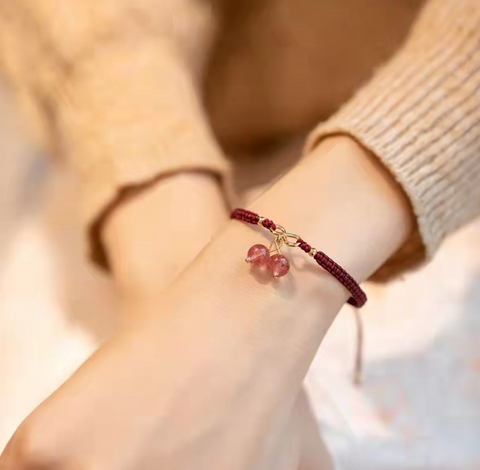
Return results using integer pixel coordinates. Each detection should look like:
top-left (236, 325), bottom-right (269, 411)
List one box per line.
top-left (0, 77), bottom-right (479, 469)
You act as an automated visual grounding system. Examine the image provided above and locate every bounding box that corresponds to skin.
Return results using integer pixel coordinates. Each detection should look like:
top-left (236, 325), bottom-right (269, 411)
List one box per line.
top-left (0, 2), bottom-right (414, 468)
top-left (0, 138), bottom-right (413, 470)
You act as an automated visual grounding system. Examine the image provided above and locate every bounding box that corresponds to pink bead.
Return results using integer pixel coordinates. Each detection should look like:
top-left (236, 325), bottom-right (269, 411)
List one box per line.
top-left (246, 244), bottom-right (270, 267)
top-left (268, 254), bottom-right (290, 278)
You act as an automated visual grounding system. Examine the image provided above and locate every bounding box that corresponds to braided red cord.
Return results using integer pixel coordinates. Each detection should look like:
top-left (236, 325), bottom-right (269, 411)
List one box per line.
top-left (231, 208), bottom-right (367, 308)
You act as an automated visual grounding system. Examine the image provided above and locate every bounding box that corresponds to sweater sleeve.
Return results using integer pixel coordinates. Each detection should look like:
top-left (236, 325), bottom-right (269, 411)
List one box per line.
top-left (305, 0), bottom-right (480, 281)
top-left (0, 0), bottom-right (228, 268)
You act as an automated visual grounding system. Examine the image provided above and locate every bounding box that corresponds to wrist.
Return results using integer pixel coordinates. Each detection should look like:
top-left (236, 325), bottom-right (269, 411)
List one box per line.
top-left (155, 219), bottom-right (347, 351)
top-left (137, 221), bottom-right (347, 396)
top-left (130, 136), bottom-right (414, 398)
top-left (103, 171), bottom-right (228, 301)
top-left (139, 136), bottom-right (413, 368)
top-left (148, 136), bottom-right (413, 361)
top-left (252, 136), bottom-right (414, 281)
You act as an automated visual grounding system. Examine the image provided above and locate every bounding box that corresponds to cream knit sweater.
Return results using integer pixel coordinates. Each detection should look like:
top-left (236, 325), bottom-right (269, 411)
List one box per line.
top-left (0, 0), bottom-right (479, 279)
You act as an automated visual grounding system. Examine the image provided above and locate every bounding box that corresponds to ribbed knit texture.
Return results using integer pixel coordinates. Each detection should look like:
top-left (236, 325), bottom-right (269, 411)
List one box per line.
top-left (306, 0), bottom-right (480, 279)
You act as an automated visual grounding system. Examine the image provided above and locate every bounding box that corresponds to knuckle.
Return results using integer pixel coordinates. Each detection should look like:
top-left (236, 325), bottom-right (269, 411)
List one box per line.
top-left (5, 419), bottom-right (62, 469)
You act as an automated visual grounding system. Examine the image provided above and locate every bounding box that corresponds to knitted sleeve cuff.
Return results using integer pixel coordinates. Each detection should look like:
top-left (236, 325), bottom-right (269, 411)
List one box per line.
top-left (55, 37), bottom-right (229, 269)
top-left (305, 0), bottom-right (480, 281)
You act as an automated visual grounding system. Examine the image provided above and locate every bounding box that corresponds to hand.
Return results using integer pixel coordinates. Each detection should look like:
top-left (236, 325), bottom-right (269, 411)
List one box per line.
top-left (99, 172), bottom-right (332, 469)
top-left (0, 280), bottom-right (335, 470)
top-left (0, 137), bottom-right (412, 470)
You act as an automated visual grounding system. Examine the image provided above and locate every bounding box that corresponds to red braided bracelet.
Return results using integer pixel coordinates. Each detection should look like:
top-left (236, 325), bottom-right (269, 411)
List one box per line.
top-left (231, 208), bottom-right (367, 308)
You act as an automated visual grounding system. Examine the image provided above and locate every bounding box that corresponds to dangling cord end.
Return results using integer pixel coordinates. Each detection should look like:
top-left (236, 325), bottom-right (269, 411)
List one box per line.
top-left (352, 307), bottom-right (364, 387)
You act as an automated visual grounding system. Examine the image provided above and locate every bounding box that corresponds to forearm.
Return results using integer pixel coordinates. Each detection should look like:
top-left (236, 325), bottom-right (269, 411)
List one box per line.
top-left (131, 137), bottom-right (413, 402)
